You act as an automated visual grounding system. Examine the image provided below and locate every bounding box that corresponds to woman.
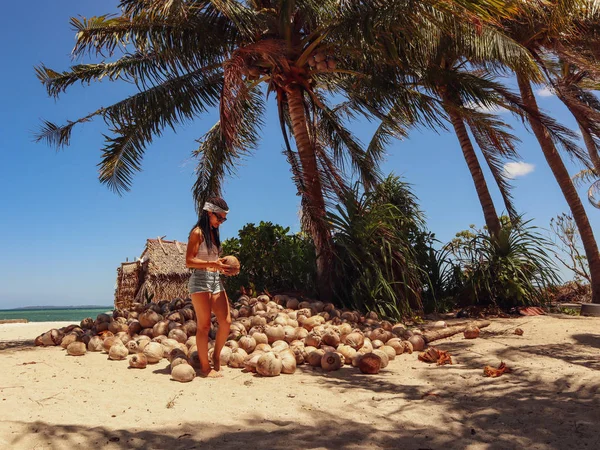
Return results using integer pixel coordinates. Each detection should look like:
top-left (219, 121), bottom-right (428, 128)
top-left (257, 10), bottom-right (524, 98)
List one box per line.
top-left (186, 197), bottom-right (236, 378)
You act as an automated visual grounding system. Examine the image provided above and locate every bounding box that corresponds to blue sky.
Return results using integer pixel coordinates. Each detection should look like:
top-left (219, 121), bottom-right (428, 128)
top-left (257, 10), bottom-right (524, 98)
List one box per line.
top-left (1, 1), bottom-right (598, 308)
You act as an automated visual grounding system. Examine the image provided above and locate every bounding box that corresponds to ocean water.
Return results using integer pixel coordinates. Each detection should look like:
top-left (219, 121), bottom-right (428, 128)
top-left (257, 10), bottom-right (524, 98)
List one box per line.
top-left (0, 308), bottom-right (113, 323)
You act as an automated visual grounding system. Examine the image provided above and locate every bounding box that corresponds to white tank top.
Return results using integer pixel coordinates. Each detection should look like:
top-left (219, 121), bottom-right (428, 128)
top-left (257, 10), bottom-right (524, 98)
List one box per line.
top-left (196, 231), bottom-right (220, 262)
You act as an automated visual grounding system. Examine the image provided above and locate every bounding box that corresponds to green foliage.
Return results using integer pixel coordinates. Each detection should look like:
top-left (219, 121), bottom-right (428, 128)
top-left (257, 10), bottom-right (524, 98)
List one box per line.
top-left (221, 222), bottom-right (316, 297)
top-left (328, 176), bottom-right (424, 320)
top-left (419, 242), bottom-right (466, 314)
top-left (559, 307), bottom-right (580, 316)
top-left (445, 218), bottom-right (561, 308)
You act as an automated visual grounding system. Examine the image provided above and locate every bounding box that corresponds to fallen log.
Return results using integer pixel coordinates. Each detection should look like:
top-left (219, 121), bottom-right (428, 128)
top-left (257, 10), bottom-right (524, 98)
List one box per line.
top-left (422, 320), bottom-right (491, 343)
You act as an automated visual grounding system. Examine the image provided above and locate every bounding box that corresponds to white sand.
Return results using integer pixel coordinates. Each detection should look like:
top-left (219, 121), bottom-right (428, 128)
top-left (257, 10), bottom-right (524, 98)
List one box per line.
top-left (1, 316), bottom-right (599, 449)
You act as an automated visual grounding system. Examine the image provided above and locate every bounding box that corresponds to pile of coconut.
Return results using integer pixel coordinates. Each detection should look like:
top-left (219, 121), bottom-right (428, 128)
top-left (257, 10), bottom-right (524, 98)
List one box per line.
top-left (35, 294), bottom-right (484, 382)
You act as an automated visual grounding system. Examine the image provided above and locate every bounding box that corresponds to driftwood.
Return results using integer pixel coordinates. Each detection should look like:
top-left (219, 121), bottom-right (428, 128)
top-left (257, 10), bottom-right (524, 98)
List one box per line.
top-left (0, 319), bottom-right (28, 324)
top-left (422, 320), bottom-right (491, 343)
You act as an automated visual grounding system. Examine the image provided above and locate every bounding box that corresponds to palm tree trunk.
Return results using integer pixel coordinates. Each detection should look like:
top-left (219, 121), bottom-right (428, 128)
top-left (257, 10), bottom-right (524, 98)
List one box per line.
top-left (286, 86), bottom-right (333, 301)
top-left (517, 74), bottom-right (600, 304)
top-left (442, 99), bottom-right (502, 238)
top-left (578, 125), bottom-right (600, 176)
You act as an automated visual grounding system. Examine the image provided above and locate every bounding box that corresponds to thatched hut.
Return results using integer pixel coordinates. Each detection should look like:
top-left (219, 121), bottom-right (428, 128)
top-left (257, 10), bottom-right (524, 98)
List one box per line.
top-left (114, 238), bottom-right (190, 309)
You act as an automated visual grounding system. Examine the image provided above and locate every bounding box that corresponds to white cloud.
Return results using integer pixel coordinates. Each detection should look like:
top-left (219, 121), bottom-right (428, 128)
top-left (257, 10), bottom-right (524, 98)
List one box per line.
top-left (503, 161), bottom-right (535, 179)
top-left (536, 86), bottom-right (555, 97)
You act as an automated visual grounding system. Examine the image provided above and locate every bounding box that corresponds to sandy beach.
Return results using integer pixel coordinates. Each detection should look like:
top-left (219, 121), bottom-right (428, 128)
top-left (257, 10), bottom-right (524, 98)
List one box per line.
top-left (1, 315), bottom-right (599, 450)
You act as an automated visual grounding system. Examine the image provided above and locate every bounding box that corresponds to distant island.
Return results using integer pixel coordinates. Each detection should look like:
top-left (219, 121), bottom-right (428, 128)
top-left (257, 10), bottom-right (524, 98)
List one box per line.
top-left (1, 305), bottom-right (112, 311)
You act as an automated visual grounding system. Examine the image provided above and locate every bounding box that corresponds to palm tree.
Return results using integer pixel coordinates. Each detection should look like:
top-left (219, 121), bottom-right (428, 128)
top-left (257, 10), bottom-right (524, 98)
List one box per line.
top-left (35, 0), bottom-right (520, 301)
top-left (501, 0), bottom-right (600, 303)
top-left (416, 28), bottom-right (532, 238)
top-left (538, 58), bottom-right (600, 209)
top-left (34, 0), bottom-right (405, 300)
top-left (369, 17), bottom-right (538, 238)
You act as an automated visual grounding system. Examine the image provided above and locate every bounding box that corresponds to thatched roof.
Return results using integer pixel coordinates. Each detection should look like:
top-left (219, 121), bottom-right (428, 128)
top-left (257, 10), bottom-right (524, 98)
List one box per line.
top-left (114, 237), bottom-right (191, 308)
top-left (139, 238), bottom-right (190, 276)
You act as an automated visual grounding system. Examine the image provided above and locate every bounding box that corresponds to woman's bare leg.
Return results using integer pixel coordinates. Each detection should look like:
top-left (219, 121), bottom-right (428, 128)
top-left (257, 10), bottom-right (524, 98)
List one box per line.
top-left (211, 290), bottom-right (232, 372)
top-left (191, 292), bottom-right (220, 377)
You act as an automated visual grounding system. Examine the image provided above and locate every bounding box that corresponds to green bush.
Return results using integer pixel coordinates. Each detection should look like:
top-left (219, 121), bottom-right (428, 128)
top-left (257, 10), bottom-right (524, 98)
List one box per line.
top-left (328, 176), bottom-right (425, 320)
top-left (445, 218), bottom-right (560, 308)
top-left (419, 242), bottom-right (466, 314)
top-left (221, 222), bottom-right (317, 297)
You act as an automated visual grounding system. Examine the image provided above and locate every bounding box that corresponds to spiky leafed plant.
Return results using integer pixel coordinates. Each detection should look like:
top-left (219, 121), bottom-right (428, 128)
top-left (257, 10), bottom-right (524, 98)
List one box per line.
top-left (34, 0), bottom-right (538, 301)
top-left (327, 176), bottom-right (424, 319)
top-left (447, 217), bottom-right (561, 308)
top-left (500, 0), bottom-right (600, 303)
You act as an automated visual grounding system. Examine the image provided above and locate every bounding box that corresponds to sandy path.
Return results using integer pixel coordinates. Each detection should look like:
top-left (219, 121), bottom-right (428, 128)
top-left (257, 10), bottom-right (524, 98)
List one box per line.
top-left (1, 316), bottom-right (599, 450)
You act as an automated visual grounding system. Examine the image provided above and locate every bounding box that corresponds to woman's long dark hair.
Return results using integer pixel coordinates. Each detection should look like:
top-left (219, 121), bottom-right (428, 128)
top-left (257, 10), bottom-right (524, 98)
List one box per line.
top-left (189, 197), bottom-right (229, 251)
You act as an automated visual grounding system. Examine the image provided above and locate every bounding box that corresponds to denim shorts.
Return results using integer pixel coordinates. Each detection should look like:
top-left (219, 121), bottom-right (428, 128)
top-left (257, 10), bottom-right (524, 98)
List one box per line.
top-left (188, 269), bottom-right (224, 295)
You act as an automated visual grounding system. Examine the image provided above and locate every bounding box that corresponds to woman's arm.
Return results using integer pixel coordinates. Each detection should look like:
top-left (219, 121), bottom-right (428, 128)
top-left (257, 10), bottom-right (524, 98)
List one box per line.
top-left (186, 228), bottom-right (223, 270)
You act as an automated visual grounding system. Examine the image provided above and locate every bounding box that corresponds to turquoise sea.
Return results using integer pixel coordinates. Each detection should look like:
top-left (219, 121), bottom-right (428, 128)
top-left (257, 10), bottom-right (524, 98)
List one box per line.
top-left (0, 308), bottom-right (113, 323)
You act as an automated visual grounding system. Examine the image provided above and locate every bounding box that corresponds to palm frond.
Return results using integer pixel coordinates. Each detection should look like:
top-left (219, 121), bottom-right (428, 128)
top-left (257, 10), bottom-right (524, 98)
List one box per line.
top-left (69, 12), bottom-right (232, 66)
top-left (35, 113), bottom-right (100, 149)
top-left (311, 96), bottom-right (382, 191)
top-left (464, 109), bottom-right (520, 219)
top-left (98, 126), bottom-right (146, 194)
top-left (35, 52), bottom-right (213, 97)
top-left (207, 0), bottom-right (266, 41)
top-left (192, 87), bottom-right (265, 209)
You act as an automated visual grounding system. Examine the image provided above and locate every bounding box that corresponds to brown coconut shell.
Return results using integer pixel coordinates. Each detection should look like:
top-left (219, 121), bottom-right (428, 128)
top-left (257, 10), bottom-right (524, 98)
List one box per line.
top-left (171, 363), bottom-right (195, 382)
top-left (153, 320), bottom-right (169, 338)
top-left (60, 333), bottom-right (78, 349)
top-left (80, 317), bottom-right (94, 329)
top-left (67, 341), bottom-right (87, 356)
top-left (129, 353), bottom-right (148, 369)
top-left (322, 331), bottom-right (341, 348)
top-left (408, 335), bottom-right (425, 351)
top-left (139, 310), bottom-right (160, 329)
top-left (464, 326), bottom-right (480, 339)
top-left (128, 320), bottom-right (142, 336)
top-left (321, 352), bottom-right (343, 371)
top-left (87, 336), bottom-right (104, 352)
top-left (359, 353), bottom-right (382, 374)
top-left (256, 352), bottom-right (283, 377)
top-left (168, 328), bottom-right (188, 344)
top-left (343, 332), bottom-right (365, 350)
top-left (307, 349), bottom-right (326, 367)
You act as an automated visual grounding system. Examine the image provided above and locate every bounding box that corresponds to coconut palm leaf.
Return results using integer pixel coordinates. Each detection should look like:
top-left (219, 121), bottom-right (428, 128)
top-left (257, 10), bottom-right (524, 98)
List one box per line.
top-left (192, 87), bottom-right (265, 208)
top-left (463, 109), bottom-right (520, 219)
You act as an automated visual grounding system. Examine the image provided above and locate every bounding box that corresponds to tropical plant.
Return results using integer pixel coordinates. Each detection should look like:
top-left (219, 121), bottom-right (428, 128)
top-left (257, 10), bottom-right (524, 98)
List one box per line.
top-left (499, 0), bottom-right (600, 303)
top-left (545, 56), bottom-right (600, 209)
top-left (221, 222), bottom-right (316, 297)
top-left (419, 240), bottom-right (466, 314)
top-left (446, 218), bottom-right (561, 308)
top-left (34, 0), bottom-right (536, 301)
top-left (404, 20), bottom-right (540, 238)
top-left (328, 176), bottom-right (424, 320)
